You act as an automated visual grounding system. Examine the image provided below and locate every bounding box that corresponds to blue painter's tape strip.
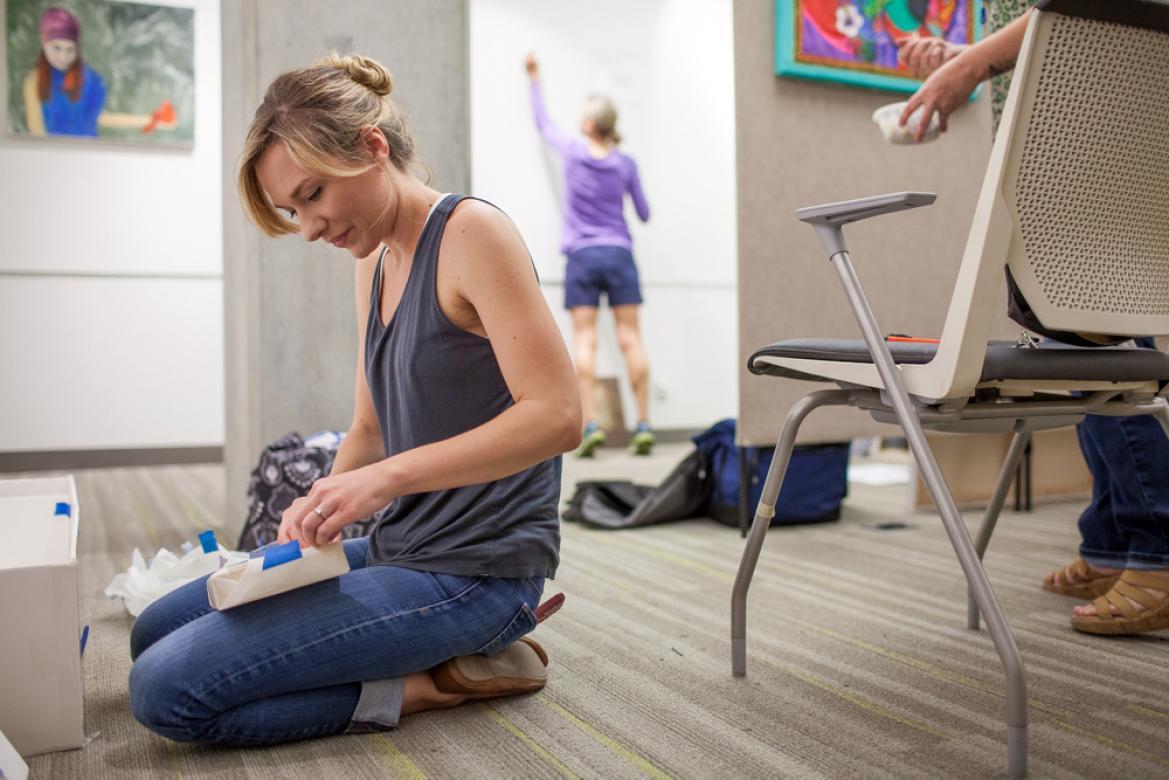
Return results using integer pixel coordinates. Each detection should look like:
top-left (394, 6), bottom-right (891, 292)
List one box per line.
top-left (55, 502), bottom-right (71, 516)
top-left (80, 625), bottom-right (90, 657)
top-left (249, 541), bottom-right (277, 559)
top-left (262, 540), bottom-right (302, 570)
top-left (199, 529), bottom-right (218, 554)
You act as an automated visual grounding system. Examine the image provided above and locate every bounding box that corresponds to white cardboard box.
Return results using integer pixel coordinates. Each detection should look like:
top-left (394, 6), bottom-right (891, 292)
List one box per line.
top-left (0, 728), bottom-right (30, 780)
top-left (0, 475), bottom-right (84, 757)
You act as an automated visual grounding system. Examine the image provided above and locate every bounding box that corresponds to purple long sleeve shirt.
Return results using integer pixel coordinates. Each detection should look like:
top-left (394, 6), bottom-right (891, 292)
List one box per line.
top-left (530, 81), bottom-right (650, 255)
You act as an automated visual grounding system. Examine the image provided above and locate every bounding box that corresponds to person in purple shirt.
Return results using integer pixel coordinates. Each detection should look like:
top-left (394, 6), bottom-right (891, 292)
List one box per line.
top-left (525, 53), bottom-right (654, 457)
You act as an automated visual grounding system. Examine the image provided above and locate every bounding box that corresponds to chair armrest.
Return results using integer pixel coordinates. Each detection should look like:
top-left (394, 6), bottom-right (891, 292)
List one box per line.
top-left (797, 191), bottom-right (936, 226)
top-left (797, 192), bottom-right (936, 258)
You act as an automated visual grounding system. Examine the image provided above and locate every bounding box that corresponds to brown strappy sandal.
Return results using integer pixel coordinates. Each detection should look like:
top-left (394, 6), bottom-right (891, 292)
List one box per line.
top-left (1070, 570), bottom-right (1169, 635)
top-left (1042, 558), bottom-right (1119, 600)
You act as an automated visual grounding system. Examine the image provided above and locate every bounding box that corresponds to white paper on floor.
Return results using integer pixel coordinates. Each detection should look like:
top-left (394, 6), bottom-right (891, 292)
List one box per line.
top-left (105, 539), bottom-right (248, 616)
top-left (848, 462), bottom-right (911, 486)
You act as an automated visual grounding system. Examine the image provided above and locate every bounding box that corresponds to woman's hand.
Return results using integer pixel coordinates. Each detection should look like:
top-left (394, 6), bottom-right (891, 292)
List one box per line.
top-left (898, 54), bottom-right (982, 142)
top-left (278, 461), bottom-right (397, 547)
top-left (898, 36), bottom-right (966, 78)
top-left (524, 53), bottom-right (539, 80)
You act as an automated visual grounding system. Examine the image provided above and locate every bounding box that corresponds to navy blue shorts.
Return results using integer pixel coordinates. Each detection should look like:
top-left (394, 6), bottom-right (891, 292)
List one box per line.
top-left (564, 245), bottom-right (643, 309)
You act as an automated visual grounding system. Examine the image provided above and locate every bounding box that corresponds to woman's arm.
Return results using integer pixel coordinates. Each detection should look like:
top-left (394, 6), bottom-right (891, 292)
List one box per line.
top-left (277, 248), bottom-right (388, 545)
top-left (292, 204), bottom-right (581, 547)
top-left (23, 72), bottom-right (46, 136)
top-left (329, 250), bottom-right (389, 475)
top-left (900, 8), bottom-right (1033, 141)
top-left (627, 159), bottom-right (650, 223)
top-left (384, 202), bottom-right (582, 490)
top-left (525, 54), bottom-right (575, 155)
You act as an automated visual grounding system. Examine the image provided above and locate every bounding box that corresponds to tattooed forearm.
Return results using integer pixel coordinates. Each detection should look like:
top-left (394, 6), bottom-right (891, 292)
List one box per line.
top-left (987, 54), bottom-right (1018, 79)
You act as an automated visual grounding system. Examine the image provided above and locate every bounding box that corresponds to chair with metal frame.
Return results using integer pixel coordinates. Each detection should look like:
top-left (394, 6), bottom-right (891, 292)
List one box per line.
top-left (729, 1), bottom-right (1169, 776)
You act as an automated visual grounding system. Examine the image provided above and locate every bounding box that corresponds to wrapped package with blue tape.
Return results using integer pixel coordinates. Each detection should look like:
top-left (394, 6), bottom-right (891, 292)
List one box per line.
top-left (206, 540), bottom-right (350, 610)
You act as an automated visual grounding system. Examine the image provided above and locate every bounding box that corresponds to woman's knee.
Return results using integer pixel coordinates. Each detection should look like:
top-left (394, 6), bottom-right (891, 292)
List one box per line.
top-left (129, 601), bottom-right (175, 661)
top-left (615, 323), bottom-right (643, 354)
top-left (129, 575), bottom-right (216, 661)
top-left (129, 646), bottom-right (215, 742)
top-left (573, 326), bottom-right (597, 350)
top-left (573, 338), bottom-right (597, 371)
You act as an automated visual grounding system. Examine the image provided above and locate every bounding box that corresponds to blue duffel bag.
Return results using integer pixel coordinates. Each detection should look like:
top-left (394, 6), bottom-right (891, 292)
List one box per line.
top-left (693, 419), bottom-right (849, 527)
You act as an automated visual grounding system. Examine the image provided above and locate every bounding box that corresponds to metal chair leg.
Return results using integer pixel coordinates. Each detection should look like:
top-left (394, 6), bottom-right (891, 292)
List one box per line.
top-left (897, 408), bottom-right (1029, 779)
top-left (968, 429), bottom-right (1032, 630)
top-left (738, 447), bottom-right (750, 538)
top-left (829, 251), bottom-right (1028, 778)
top-left (731, 389), bottom-right (851, 677)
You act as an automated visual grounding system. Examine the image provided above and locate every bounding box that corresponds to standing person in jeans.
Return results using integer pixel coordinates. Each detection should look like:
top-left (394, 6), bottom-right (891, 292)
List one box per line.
top-left (525, 53), bottom-right (655, 457)
top-left (898, 2), bottom-right (1169, 635)
top-left (127, 53), bottom-right (582, 745)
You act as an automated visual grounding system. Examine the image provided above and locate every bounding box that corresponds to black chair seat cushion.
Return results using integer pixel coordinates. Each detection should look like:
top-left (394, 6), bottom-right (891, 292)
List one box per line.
top-left (748, 339), bottom-right (1169, 384)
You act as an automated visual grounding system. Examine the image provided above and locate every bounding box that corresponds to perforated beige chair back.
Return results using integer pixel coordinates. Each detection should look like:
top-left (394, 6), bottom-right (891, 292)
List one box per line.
top-left (1001, 7), bottom-right (1169, 338)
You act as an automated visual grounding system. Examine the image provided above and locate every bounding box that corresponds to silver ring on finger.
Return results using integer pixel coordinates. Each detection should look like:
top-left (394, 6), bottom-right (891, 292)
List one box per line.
top-left (312, 506), bottom-right (328, 520)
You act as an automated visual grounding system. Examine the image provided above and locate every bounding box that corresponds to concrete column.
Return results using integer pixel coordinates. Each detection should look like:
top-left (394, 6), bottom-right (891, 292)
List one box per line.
top-left (221, 0), bottom-right (469, 538)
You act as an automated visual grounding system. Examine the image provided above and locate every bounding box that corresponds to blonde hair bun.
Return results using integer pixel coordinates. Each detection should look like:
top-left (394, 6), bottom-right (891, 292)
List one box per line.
top-left (241, 53), bottom-right (420, 236)
top-left (324, 53), bottom-right (393, 96)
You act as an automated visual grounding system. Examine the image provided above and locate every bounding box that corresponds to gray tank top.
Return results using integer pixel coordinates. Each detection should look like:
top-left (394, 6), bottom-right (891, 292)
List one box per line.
top-left (364, 194), bottom-right (561, 578)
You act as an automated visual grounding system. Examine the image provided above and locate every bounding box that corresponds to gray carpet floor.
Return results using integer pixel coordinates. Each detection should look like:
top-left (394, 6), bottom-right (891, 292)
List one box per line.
top-left (17, 443), bottom-right (1169, 779)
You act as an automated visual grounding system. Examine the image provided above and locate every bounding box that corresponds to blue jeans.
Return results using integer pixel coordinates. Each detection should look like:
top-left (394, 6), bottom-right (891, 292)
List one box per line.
top-left (1076, 339), bottom-right (1169, 569)
top-left (129, 538), bottom-right (543, 745)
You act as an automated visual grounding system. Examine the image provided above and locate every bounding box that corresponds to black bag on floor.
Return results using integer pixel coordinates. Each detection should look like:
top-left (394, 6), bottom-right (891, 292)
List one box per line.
top-left (562, 419), bottom-right (849, 530)
top-left (236, 431), bottom-right (376, 551)
top-left (562, 448), bottom-right (711, 529)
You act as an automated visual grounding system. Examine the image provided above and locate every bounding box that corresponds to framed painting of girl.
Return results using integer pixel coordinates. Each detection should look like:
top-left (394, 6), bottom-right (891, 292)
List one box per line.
top-left (776, 0), bottom-right (980, 92)
top-left (5, 1), bottom-right (193, 144)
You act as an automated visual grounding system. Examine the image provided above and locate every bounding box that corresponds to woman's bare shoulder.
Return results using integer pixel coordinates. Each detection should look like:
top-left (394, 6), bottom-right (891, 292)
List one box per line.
top-left (445, 198), bottom-right (526, 256)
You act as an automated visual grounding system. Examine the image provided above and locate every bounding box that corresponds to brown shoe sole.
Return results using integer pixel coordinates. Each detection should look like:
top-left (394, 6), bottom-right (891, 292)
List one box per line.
top-left (432, 637), bottom-right (548, 696)
top-left (1070, 606), bottom-right (1169, 635)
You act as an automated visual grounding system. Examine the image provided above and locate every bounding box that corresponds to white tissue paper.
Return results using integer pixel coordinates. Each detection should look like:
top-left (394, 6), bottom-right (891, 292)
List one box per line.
top-left (872, 101), bottom-right (941, 144)
top-left (206, 541), bottom-right (350, 610)
top-left (104, 537), bottom-right (248, 617)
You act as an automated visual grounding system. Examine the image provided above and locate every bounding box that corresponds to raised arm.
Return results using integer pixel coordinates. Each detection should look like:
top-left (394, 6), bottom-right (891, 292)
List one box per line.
top-left (627, 158), bottom-right (650, 223)
top-left (525, 54), bottom-right (575, 154)
top-left (292, 202), bottom-right (582, 547)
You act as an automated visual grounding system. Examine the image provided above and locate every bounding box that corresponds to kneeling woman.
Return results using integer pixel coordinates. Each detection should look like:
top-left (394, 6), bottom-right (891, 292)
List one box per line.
top-left (128, 54), bottom-right (581, 745)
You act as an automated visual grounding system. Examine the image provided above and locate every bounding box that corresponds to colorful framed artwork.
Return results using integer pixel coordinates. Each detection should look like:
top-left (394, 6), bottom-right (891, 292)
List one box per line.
top-left (776, 0), bottom-right (981, 92)
top-left (5, 0), bottom-right (195, 145)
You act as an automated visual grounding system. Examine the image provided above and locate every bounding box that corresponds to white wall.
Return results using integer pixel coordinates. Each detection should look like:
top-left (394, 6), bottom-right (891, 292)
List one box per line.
top-left (0, 0), bottom-right (222, 452)
top-left (470, 0), bottom-right (738, 431)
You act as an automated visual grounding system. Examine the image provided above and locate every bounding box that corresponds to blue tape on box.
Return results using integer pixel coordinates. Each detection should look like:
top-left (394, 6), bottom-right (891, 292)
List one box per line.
top-left (199, 529), bottom-right (218, 554)
top-left (80, 625), bottom-right (90, 657)
top-left (262, 540), bottom-right (302, 570)
top-left (249, 541), bottom-right (277, 559)
top-left (55, 502), bottom-right (71, 516)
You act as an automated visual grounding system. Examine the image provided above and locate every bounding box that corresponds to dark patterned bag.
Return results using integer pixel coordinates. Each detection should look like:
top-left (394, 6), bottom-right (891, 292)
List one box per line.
top-left (236, 431), bottom-right (377, 551)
